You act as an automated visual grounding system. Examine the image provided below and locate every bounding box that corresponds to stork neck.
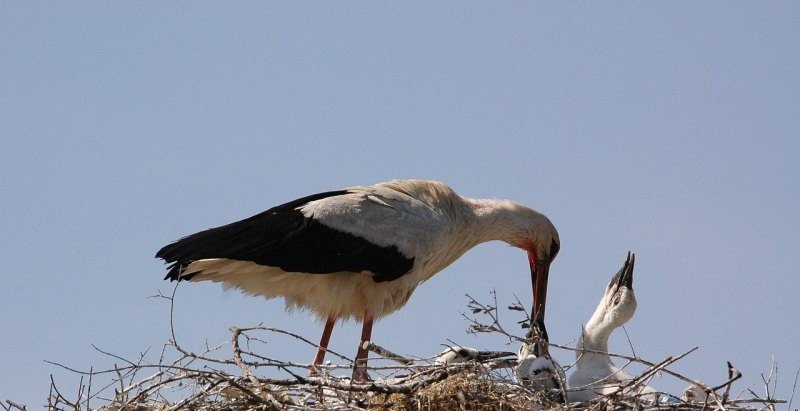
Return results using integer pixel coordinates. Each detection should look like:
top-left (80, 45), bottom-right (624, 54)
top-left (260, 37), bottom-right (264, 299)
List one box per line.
top-left (576, 305), bottom-right (614, 365)
top-left (577, 333), bottom-right (613, 369)
top-left (414, 197), bottom-right (514, 278)
top-left (465, 198), bottom-right (534, 246)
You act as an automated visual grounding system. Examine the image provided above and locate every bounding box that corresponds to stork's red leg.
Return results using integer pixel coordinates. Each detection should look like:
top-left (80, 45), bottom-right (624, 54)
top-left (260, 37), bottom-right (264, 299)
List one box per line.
top-left (309, 316), bottom-right (336, 376)
top-left (352, 314), bottom-right (374, 382)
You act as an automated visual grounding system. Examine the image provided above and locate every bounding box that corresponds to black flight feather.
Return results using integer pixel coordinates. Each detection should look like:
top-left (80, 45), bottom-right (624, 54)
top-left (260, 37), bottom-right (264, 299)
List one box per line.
top-left (156, 190), bottom-right (414, 283)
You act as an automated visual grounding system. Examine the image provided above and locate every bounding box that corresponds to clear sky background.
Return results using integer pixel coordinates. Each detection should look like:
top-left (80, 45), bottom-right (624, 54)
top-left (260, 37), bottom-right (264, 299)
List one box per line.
top-left (2, 2), bottom-right (798, 407)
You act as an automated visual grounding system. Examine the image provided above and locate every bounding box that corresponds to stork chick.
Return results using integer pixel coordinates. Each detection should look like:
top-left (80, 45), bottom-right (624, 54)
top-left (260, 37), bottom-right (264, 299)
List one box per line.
top-left (435, 346), bottom-right (516, 366)
top-left (515, 309), bottom-right (566, 400)
top-left (568, 252), bottom-right (655, 402)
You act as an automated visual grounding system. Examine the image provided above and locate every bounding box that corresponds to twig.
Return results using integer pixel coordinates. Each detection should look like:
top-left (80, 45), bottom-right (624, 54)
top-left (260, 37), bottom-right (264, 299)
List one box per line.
top-left (509, 294), bottom-right (533, 331)
top-left (463, 293), bottom-right (524, 344)
top-left (621, 325), bottom-right (638, 358)
top-left (45, 283), bottom-right (793, 411)
top-left (85, 366), bottom-right (92, 411)
top-left (49, 374), bottom-right (76, 409)
top-left (786, 366), bottom-right (799, 411)
top-left (561, 341), bottom-right (703, 388)
top-left (127, 371), bottom-right (211, 404)
top-left (212, 372), bottom-right (273, 406)
top-left (761, 359), bottom-right (779, 411)
top-left (366, 341), bottom-right (413, 365)
top-left (2, 401), bottom-right (27, 411)
top-left (76, 374), bottom-right (84, 411)
top-left (164, 376), bottom-right (222, 411)
top-left (250, 325), bottom-right (353, 364)
top-left (230, 326), bottom-right (261, 385)
top-left (726, 398), bottom-right (788, 405)
top-left (714, 361), bottom-right (743, 404)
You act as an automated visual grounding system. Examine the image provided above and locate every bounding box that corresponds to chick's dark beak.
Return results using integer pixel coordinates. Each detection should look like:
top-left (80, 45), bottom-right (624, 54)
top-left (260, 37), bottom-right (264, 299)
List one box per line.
top-left (475, 351), bottom-right (517, 361)
top-left (616, 251), bottom-right (635, 290)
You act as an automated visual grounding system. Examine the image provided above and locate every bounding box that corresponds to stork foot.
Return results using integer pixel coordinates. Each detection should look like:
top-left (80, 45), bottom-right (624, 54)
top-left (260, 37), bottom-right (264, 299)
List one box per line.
top-left (307, 367), bottom-right (322, 378)
top-left (351, 313), bottom-right (374, 383)
top-left (352, 364), bottom-right (371, 383)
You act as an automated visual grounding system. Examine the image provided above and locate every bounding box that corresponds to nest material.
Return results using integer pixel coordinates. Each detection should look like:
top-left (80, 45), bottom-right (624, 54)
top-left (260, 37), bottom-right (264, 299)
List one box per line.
top-left (36, 292), bottom-right (790, 411)
top-left (43, 347), bottom-right (785, 411)
top-left (406, 373), bottom-right (562, 411)
top-left (86, 369), bottom-right (568, 411)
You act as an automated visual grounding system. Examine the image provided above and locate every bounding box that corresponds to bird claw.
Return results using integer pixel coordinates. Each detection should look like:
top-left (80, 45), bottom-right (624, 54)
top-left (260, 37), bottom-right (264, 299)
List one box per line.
top-left (352, 365), bottom-right (371, 383)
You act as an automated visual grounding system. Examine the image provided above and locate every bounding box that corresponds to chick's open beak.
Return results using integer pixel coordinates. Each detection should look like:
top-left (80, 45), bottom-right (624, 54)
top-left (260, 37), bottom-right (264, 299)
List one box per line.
top-left (616, 252), bottom-right (635, 290)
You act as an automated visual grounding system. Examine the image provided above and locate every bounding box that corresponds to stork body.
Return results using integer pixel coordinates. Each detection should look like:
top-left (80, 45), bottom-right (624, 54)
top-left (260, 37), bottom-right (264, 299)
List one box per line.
top-left (515, 352), bottom-right (566, 399)
top-left (156, 179), bottom-right (559, 381)
top-left (568, 253), bottom-right (655, 401)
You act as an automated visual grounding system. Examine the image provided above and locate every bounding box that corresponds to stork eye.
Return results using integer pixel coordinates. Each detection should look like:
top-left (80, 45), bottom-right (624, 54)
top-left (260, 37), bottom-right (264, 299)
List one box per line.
top-left (613, 296), bottom-right (621, 305)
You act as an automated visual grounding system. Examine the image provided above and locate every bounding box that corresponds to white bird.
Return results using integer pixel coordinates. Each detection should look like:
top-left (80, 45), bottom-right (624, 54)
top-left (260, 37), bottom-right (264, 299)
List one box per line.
top-left (156, 179), bottom-right (560, 381)
top-left (515, 310), bottom-right (566, 400)
top-left (682, 382), bottom-right (708, 403)
top-left (568, 252), bottom-right (655, 401)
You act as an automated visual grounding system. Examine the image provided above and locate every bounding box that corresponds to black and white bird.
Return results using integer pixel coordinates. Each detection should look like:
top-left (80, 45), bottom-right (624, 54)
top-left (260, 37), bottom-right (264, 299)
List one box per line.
top-left (435, 345), bottom-right (516, 367)
top-left (433, 345), bottom-right (516, 378)
top-left (514, 309), bottom-right (566, 399)
top-left (156, 179), bottom-right (560, 381)
top-left (568, 252), bottom-right (655, 401)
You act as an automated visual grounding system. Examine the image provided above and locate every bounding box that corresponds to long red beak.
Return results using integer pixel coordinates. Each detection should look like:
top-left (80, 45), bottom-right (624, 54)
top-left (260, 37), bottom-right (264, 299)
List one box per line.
top-left (529, 255), bottom-right (550, 322)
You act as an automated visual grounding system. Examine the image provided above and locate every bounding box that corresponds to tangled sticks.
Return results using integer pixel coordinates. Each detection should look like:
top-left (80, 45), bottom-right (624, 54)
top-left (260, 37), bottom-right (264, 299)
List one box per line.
top-left (38, 290), bottom-right (794, 411)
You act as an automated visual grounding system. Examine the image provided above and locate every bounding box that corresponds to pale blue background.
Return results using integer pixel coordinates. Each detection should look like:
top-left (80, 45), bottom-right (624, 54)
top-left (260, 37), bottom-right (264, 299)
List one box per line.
top-left (2, 2), bottom-right (798, 407)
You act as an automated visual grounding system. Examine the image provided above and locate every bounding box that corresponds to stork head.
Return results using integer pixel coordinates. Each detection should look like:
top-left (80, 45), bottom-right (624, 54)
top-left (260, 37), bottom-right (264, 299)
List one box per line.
top-left (598, 252), bottom-right (637, 328)
top-left (470, 199), bottom-right (559, 335)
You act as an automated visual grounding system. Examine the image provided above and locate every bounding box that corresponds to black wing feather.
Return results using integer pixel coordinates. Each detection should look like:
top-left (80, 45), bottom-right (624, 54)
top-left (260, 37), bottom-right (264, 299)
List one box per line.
top-left (156, 190), bottom-right (414, 283)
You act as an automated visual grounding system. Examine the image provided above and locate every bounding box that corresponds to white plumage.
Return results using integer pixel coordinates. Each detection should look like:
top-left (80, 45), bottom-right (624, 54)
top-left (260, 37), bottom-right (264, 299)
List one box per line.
top-left (182, 259), bottom-right (424, 323)
top-left (515, 354), bottom-right (566, 393)
top-left (514, 310), bottom-right (566, 399)
top-left (157, 179), bottom-right (560, 381)
top-left (568, 252), bottom-right (656, 401)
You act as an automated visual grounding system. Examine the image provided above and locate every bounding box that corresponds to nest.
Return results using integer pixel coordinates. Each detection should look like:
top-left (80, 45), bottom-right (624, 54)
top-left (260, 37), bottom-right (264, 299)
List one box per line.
top-left (38, 346), bottom-right (787, 411)
top-left (43, 355), bottom-right (573, 411)
top-left (21, 291), bottom-right (793, 411)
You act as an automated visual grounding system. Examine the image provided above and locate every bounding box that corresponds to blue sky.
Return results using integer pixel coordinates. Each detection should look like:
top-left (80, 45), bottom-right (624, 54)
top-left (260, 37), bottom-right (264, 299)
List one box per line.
top-left (2, 2), bottom-right (798, 407)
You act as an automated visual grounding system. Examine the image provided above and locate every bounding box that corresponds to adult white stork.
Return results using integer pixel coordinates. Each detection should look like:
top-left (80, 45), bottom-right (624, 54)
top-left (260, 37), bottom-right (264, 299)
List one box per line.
top-left (156, 179), bottom-right (560, 381)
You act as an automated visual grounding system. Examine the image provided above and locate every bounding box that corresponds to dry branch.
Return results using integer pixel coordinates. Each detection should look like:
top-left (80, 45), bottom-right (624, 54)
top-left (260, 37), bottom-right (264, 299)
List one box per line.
top-left (37, 289), bottom-right (791, 411)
